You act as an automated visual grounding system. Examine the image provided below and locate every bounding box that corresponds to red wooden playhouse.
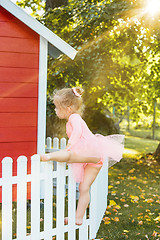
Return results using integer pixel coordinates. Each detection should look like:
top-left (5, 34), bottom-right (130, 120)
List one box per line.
top-left (0, 0), bottom-right (77, 201)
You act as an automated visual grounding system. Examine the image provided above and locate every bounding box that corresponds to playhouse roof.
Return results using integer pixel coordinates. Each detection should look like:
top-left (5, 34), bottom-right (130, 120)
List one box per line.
top-left (0, 0), bottom-right (77, 60)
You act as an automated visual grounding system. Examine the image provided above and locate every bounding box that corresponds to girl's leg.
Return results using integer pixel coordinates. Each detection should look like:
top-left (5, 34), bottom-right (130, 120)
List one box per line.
top-left (40, 150), bottom-right (100, 164)
top-left (75, 164), bottom-right (101, 225)
top-left (40, 150), bottom-right (70, 162)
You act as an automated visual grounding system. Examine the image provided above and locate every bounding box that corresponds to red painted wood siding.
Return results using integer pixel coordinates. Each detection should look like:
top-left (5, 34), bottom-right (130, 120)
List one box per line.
top-left (0, 6), bottom-right (40, 201)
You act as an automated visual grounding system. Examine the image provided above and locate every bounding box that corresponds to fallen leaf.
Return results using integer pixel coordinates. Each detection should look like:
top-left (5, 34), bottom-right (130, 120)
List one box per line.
top-left (113, 209), bottom-right (118, 213)
top-left (144, 198), bottom-right (154, 203)
top-left (124, 204), bottom-right (129, 207)
top-left (130, 195), bottom-right (139, 202)
top-left (116, 181), bottom-right (120, 184)
top-left (105, 211), bottom-right (111, 215)
top-left (138, 213), bottom-right (143, 216)
top-left (145, 235), bottom-right (149, 239)
top-left (120, 198), bottom-right (126, 202)
top-left (109, 200), bottom-right (117, 206)
top-left (152, 231), bottom-right (157, 237)
top-left (113, 205), bottom-right (121, 209)
top-left (138, 220), bottom-right (143, 225)
top-left (154, 216), bottom-right (160, 221)
top-left (130, 176), bottom-right (136, 180)
top-left (129, 168), bottom-right (135, 173)
top-left (114, 217), bottom-right (119, 222)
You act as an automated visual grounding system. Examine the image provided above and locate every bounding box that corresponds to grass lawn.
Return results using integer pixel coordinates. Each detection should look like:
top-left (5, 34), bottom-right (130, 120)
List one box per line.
top-left (123, 135), bottom-right (159, 159)
top-left (96, 130), bottom-right (160, 240)
top-left (124, 128), bottom-right (160, 142)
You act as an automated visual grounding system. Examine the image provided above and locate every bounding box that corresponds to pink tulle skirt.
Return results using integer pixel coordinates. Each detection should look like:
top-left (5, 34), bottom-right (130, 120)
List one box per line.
top-left (68, 134), bottom-right (125, 183)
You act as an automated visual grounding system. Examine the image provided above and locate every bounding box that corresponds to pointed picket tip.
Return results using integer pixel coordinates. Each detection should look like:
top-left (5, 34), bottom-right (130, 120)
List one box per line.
top-left (31, 154), bottom-right (40, 162)
top-left (17, 155), bottom-right (28, 163)
top-left (60, 138), bottom-right (67, 149)
top-left (2, 157), bottom-right (13, 164)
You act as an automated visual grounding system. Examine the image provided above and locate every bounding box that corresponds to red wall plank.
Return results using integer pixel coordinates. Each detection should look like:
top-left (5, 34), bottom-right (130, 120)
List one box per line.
top-left (0, 7), bottom-right (39, 39)
top-left (0, 21), bottom-right (38, 38)
top-left (0, 113), bottom-right (37, 127)
top-left (0, 83), bottom-right (38, 98)
top-left (0, 6), bottom-right (15, 22)
top-left (0, 37), bottom-right (39, 54)
top-left (0, 127), bottom-right (37, 142)
top-left (0, 142), bottom-right (37, 158)
top-left (0, 98), bottom-right (38, 112)
top-left (0, 52), bottom-right (39, 68)
top-left (0, 67), bottom-right (39, 83)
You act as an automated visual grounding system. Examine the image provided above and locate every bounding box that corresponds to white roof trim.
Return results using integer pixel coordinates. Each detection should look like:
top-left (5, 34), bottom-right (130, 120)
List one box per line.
top-left (0, 0), bottom-right (77, 60)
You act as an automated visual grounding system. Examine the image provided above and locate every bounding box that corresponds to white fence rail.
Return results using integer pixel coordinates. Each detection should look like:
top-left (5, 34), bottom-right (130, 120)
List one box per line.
top-left (0, 137), bottom-right (108, 240)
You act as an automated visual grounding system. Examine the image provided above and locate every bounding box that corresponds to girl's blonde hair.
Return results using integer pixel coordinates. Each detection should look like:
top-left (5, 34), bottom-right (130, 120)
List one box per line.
top-left (53, 87), bottom-right (84, 113)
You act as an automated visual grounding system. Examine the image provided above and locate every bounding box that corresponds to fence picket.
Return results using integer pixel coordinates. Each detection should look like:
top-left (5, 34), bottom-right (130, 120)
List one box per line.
top-left (2, 157), bottom-right (13, 240)
top-left (79, 216), bottom-right (88, 240)
top-left (17, 156), bottom-right (27, 240)
top-left (31, 154), bottom-right (40, 240)
top-left (53, 137), bottom-right (59, 171)
top-left (44, 161), bottom-right (53, 240)
top-left (68, 164), bottom-right (76, 239)
top-left (60, 138), bottom-right (67, 150)
top-left (53, 137), bottom-right (59, 151)
top-left (46, 137), bottom-right (52, 152)
top-left (56, 162), bottom-right (66, 240)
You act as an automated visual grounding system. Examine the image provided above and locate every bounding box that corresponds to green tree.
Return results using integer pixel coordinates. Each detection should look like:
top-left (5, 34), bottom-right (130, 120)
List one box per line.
top-left (46, 0), bottom-right (68, 10)
top-left (15, 0), bottom-right (160, 137)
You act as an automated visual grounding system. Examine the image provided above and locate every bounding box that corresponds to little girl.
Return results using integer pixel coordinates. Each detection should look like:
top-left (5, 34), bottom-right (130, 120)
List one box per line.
top-left (40, 87), bottom-right (124, 225)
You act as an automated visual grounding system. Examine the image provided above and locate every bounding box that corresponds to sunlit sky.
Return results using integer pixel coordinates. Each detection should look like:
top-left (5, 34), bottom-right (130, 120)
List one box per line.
top-left (11, 0), bottom-right (33, 14)
top-left (145, 0), bottom-right (160, 16)
top-left (10, 0), bottom-right (45, 16)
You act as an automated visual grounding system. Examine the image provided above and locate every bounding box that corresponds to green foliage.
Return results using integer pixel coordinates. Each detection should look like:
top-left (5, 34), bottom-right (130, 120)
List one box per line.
top-left (42, 0), bottom-right (160, 121)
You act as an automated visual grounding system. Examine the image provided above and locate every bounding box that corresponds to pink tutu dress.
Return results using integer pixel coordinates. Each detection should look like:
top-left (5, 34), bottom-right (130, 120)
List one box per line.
top-left (66, 113), bottom-right (124, 182)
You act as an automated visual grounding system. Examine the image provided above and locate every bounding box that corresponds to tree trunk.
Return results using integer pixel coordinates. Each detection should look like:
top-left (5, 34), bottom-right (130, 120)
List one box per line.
top-left (154, 142), bottom-right (160, 162)
top-left (152, 100), bottom-right (156, 140)
top-left (46, 0), bottom-right (68, 10)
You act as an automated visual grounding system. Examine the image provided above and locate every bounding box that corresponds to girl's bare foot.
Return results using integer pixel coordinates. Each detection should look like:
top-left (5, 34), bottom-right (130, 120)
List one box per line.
top-left (76, 218), bottom-right (83, 226)
top-left (64, 217), bottom-right (82, 225)
top-left (40, 154), bottom-right (50, 162)
top-left (64, 217), bottom-right (68, 225)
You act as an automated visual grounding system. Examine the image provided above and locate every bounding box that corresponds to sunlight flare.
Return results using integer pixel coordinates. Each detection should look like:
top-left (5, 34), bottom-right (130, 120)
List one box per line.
top-left (145, 0), bottom-right (160, 16)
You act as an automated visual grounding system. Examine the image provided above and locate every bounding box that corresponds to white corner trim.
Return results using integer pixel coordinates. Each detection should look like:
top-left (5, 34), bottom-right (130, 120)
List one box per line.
top-left (0, 0), bottom-right (77, 60)
top-left (37, 36), bottom-right (48, 154)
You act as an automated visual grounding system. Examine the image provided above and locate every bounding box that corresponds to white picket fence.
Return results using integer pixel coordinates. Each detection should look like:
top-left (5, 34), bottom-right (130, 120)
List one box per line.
top-left (0, 137), bottom-right (108, 240)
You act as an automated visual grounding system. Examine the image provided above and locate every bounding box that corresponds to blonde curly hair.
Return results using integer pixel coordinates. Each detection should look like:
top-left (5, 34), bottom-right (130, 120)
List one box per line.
top-left (53, 87), bottom-right (84, 114)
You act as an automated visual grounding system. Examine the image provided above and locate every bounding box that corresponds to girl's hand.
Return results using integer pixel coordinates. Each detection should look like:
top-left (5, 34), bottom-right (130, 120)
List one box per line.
top-left (40, 154), bottom-right (50, 162)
